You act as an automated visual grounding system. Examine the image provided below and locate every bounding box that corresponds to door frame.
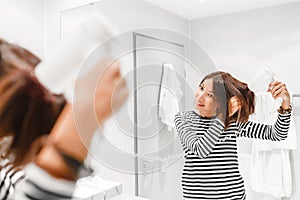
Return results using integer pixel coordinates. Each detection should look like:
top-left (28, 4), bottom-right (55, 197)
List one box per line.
top-left (132, 32), bottom-right (185, 196)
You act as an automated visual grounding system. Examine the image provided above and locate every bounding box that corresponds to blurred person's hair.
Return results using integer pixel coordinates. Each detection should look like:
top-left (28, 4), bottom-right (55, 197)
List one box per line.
top-left (0, 38), bottom-right (65, 166)
top-left (0, 38), bottom-right (40, 78)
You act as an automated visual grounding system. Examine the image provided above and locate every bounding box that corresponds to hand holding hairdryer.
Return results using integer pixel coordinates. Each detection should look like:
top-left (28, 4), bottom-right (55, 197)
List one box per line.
top-left (35, 12), bottom-right (118, 101)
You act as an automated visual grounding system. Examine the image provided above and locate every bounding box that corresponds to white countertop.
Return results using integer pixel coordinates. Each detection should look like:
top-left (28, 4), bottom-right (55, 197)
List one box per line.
top-left (110, 194), bottom-right (150, 200)
top-left (72, 175), bottom-right (122, 199)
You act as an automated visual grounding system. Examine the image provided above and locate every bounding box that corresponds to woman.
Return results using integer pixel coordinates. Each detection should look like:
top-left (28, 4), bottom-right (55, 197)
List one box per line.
top-left (1, 37), bottom-right (128, 199)
top-left (174, 71), bottom-right (291, 200)
top-left (14, 59), bottom-right (128, 200)
top-left (3, 44), bottom-right (128, 199)
top-left (0, 38), bottom-right (66, 199)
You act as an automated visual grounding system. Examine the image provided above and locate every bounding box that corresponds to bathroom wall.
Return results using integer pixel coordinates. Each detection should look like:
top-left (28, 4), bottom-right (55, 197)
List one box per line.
top-left (190, 2), bottom-right (300, 93)
top-left (44, 0), bottom-right (188, 57)
top-left (190, 2), bottom-right (300, 200)
top-left (0, 0), bottom-right (45, 58)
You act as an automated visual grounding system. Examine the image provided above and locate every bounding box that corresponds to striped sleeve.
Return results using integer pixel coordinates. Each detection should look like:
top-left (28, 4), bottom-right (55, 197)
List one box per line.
top-left (237, 111), bottom-right (291, 141)
top-left (174, 112), bottom-right (224, 159)
top-left (14, 163), bottom-right (92, 200)
top-left (14, 163), bottom-right (75, 200)
top-left (0, 161), bottom-right (25, 200)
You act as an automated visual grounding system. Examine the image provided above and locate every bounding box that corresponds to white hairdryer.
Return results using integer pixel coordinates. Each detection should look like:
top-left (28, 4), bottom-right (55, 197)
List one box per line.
top-left (35, 12), bottom-right (118, 101)
top-left (249, 67), bottom-right (275, 92)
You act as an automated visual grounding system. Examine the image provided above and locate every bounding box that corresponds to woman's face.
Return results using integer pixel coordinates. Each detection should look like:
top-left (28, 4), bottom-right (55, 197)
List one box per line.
top-left (194, 79), bottom-right (217, 117)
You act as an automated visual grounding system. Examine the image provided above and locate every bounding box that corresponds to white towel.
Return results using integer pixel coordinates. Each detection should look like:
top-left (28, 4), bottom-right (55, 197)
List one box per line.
top-left (249, 92), bottom-right (297, 198)
top-left (158, 63), bottom-right (183, 131)
top-left (250, 150), bottom-right (292, 198)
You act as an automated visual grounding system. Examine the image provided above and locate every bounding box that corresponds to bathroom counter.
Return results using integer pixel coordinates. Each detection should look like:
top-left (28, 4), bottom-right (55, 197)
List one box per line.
top-left (72, 175), bottom-right (122, 200)
top-left (110, 194), bottom-right (150, 200)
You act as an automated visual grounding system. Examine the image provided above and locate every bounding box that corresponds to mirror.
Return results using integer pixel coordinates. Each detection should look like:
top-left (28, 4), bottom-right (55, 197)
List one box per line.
top-left (57, 0), bottom-right (299, 199)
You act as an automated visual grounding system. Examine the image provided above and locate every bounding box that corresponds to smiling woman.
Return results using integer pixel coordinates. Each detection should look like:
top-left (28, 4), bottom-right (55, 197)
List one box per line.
top-left (174, 71), bottom-right (291, 200)
top-left (198, 71), bottom-right (256, 129)
top-left (194, 78), bottom-right (217, 117)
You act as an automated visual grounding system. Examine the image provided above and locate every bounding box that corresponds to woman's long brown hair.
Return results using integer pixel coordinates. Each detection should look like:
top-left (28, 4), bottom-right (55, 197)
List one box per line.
top-left (201, 71), bottom-right (255, 129)
top-left (0, 38), bottom-right (66, 166)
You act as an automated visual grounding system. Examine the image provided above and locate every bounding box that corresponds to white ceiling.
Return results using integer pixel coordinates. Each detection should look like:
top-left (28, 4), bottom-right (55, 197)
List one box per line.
top-left (144, 0), bottom-right (300, 19)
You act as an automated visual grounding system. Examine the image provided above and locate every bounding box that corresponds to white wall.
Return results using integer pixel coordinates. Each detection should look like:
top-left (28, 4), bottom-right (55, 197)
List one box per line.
top-left (190, 2), bottom-right (300, 93)
top-left (0, 0), bottom-right (45, 59)
top-left (44, 0), bottom-right (188, 57)
top-left (190, 2), bottom-right (300, 200)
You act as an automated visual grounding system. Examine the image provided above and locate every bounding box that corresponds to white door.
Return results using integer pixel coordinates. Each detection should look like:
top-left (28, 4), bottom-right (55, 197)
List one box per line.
top-left (134, 31), bottom-right (187, 200)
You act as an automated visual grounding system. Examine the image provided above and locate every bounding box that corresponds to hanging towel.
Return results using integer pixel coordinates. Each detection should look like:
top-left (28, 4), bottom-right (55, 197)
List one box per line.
top-left (250, 149), bottom-right (292, 198)
top-left (158, 63), bottom-right (183, 131)
top-left (249, 92), bottom-right (297, 198)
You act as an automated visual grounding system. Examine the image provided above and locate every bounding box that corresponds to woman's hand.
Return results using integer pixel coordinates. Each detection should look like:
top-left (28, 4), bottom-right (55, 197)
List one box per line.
top-left (74, 59), bottom-right (128, 125)
top-left (268, 81), bottom-right (290, 110)
top-left (35, 60), bottom-right (128, 178)
top-left (228, 96), bottom-right (241, 117)
top-left (72, 59), bottom-right (128, 154)
top-left (94, 60), bottom-right (128, 123)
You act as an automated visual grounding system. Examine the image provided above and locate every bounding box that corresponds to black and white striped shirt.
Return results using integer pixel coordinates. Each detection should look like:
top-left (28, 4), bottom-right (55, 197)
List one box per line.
top-left (174, 110), bottom-right (291, 200)
top-left (14, 163), bottom-right (92, 200)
